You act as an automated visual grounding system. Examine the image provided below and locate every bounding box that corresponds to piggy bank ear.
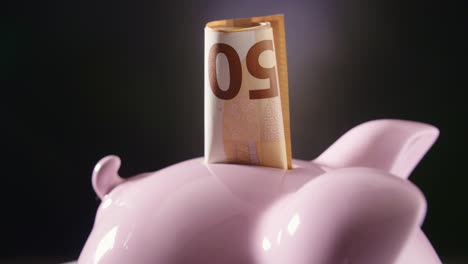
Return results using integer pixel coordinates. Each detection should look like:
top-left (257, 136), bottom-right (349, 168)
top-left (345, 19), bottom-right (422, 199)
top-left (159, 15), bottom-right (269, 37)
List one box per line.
top-left (92, 155), bottom-right (124, 199)
top-left (315, 119), bottom-right (439, 178)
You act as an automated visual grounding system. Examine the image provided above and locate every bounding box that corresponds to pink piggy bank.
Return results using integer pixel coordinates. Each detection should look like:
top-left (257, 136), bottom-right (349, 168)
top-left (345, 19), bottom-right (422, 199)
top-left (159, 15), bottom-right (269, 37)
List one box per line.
top-left (78, 119), bottom-right (442, 264)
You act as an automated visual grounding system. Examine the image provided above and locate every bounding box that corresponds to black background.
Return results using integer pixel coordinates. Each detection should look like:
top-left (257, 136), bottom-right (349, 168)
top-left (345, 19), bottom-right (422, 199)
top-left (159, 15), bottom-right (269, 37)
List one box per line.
top-left (1, 0), bottom-right (466, 262)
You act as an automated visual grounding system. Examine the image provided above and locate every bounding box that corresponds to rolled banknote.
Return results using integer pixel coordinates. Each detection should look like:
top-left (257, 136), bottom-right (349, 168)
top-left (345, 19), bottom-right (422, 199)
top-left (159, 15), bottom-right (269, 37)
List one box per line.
top-left (204, 15), bottom-right (292, 169)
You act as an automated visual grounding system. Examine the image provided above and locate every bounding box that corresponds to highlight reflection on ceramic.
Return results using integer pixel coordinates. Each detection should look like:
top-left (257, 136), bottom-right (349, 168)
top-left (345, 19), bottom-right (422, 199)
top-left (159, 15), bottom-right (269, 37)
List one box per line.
top-left (78, 120), bottom-right (442, 264)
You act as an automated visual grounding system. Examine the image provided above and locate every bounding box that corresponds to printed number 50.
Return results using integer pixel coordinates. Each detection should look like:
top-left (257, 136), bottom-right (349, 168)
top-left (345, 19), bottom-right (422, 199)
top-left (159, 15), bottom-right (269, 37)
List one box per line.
top-left (208, 40), bottom-right (278, 100)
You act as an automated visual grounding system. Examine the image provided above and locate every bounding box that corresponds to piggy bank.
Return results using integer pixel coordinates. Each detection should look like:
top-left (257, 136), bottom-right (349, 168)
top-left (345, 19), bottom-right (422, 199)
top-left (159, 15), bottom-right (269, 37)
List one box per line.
top-left (78, 119), bottom-right (442, 264)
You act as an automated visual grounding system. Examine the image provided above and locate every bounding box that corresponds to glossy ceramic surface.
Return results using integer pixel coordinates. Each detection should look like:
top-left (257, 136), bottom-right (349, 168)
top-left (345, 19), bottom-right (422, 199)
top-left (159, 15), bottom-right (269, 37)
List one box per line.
top-left (78, 119), bottom-right (441, 264)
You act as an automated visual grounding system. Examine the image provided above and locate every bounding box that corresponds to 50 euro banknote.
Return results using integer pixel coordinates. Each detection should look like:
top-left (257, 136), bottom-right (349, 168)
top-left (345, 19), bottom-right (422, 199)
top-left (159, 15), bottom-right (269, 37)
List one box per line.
top-left (204, 15), bottom-right (292, 169)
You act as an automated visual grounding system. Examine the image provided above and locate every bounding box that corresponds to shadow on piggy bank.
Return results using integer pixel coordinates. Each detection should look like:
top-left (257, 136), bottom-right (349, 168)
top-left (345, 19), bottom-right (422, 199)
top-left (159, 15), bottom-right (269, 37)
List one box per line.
top-left (78, 119), bottom-right (442, 264)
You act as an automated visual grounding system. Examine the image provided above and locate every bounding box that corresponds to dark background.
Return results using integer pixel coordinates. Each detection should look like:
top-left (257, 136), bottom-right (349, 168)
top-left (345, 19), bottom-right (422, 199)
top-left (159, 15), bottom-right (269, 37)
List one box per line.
top-left (1, 0), bottom-right (466, 263)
